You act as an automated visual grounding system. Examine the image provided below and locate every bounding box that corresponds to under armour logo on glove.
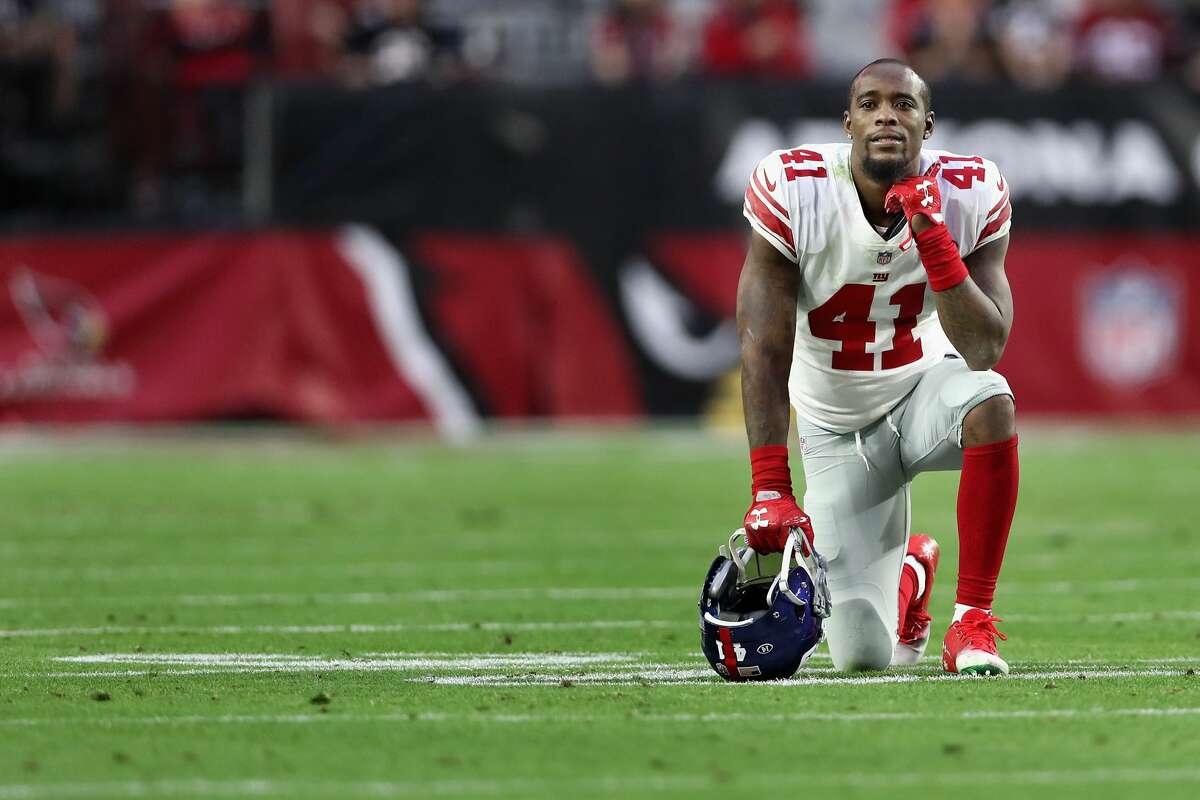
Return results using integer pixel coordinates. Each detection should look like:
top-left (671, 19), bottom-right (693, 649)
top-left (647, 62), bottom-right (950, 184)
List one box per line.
top-left (743, 495), bottom-right (815, 555)
top-left (917, 180), bottom-right (936, 207)
top-left (885, 163), bottom-right (943, 225)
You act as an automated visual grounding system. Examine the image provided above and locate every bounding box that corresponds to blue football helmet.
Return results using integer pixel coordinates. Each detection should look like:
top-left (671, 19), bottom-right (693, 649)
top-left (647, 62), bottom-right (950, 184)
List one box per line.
top-left (699, 528), bottom-right (831, 681)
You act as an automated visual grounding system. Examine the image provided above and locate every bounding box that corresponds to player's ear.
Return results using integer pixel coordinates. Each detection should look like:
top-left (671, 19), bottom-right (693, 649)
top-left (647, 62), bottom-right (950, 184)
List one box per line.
top-left (923, 111), bottom-right (935, 140)
top-left (842, 110), bottom-right (852, 139)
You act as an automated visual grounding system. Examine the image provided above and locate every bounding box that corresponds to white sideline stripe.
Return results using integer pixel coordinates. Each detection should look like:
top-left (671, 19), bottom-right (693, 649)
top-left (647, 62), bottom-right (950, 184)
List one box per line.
top-left (46, 652), bottom-right (1197, 671)
top-left (0, 587), bottom-right (695, 609)
top-left (0, 620), bottom-right (680, 638)
top-left (53, 653), bottom-right (642, 671)
top-left (1, 769), bottom-right (1199, 798)
top-left (5, 609), bottom-right (1200, 639)
top-left (422, 667), bottom-right (1190, 687)
top-left (3, 706), bottom-right (1199, 729)
top-left (0, 560), bottom-right (547, 582)
top-left (18, 647), bottom-right (1193, 681)
top-left (29, 666), bottom-right (722, 679)
top-left (337, 223), bottom-right (480, 443)
top-left (4, 576), bottom-right (1200, 608)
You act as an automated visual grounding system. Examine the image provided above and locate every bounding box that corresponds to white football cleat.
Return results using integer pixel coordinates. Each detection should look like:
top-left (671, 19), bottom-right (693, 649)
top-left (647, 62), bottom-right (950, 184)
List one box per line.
top-left (942, 608), bottom-right (1009, 676)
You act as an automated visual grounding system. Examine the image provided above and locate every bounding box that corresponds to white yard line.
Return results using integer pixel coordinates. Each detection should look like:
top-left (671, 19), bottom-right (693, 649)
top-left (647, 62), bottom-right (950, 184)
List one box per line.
top-left (1, 769), bottom-right (1199, 799)
top-left (420, 667), bottom-right (1189, 687)
top-left (0, 587), bottom-right (696, 609)
top-left (0, 560), bottom-right (546, 583)
top-left (8, 649), bottom-right (1193, 682)
top-left (2, 706), bottom-right (1199, 729)
top-left (54, 652), bottom-right (642, 670)
top-left (3, 608), bottom-right (1199, 639)
top-left (4, 576), bottom-right (1200, 608)
top-left (0, 620), bottom-right (680, 638)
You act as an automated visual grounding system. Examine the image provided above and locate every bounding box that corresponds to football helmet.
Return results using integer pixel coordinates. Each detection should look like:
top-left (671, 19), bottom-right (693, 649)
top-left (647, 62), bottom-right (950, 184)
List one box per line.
top-left (699, 527), bottom-right (831, 681)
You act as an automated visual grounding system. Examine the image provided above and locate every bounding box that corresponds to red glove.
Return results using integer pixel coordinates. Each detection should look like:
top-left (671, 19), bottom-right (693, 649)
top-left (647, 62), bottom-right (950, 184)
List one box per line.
top-left (885, 164), bottom-right (968, 292)
top-left (884, 163), bottom-right (943, 225)
top-left (743, 445), bottom-right (816, 555)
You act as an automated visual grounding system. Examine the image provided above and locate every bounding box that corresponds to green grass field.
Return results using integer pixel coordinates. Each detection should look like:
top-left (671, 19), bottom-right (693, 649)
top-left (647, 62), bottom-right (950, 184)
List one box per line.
top-left (1, 427), bottom-right (1198, 799)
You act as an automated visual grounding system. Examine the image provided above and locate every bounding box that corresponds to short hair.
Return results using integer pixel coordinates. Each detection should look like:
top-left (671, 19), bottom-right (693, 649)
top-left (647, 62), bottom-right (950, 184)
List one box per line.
top-left (848, 58), bottom-right (933, 112)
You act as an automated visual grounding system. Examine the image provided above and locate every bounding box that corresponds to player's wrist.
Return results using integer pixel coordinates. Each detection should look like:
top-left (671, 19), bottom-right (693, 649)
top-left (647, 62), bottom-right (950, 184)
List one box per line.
top-left (910, 213), bottom-right (935, 234)
top-left (749, 444), bottom-right (793, 498)
top-left (914, 224), bottom-right (968, 292)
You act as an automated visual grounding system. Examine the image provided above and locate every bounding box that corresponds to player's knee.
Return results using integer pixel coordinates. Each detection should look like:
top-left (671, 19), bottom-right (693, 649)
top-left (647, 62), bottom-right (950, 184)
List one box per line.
top-left (963, 392), bottom-right (1015, 446)
top-left (826, 598), bottom-right (894, 672)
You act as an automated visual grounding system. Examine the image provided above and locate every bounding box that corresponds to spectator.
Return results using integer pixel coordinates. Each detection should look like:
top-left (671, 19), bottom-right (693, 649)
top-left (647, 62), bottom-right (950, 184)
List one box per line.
top-left (165, 0), bottom-right (269, 91)
top-left (0, 0), bottom-right (81, 128)
top-left (591, 0), bottom-right (687, 85)
top-left (115, 0), bottom-right (269, 217)
top-left (990, 0), bottom-right (1073, 90)
top-left (1073, 0), bottom-right (1176, 83)
top-left (901, 0), bottom-right (999, 84)
top-left (272, 0), bottom-right (355, 78)
top-left (341, 0), bottom-right (463, 87)
top-left (701, 0), bottom-right (812, 79)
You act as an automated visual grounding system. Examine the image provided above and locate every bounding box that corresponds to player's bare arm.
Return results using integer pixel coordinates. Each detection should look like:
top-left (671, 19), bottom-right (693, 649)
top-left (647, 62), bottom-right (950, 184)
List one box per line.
top-left (736, 232), bottom-right (797, 448)
top-left (734, 231), bottom-right (816, 556)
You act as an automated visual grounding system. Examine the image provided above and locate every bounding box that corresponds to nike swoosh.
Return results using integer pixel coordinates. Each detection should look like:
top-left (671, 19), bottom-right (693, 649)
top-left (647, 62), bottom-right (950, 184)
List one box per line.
top-left (997, 175), bottom-right (1006, 192)
top-left (763, 171), bottom-right (777, 192)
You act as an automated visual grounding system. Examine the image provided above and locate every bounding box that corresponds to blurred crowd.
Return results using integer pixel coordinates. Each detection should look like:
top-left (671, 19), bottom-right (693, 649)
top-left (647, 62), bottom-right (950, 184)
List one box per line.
top-left (3, 0), bottom-right (1200, 222)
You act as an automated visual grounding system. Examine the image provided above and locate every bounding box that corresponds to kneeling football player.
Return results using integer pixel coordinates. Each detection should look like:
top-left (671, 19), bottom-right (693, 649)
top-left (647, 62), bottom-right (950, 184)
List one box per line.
top-left (736, 59), bottom-right (1019, 675)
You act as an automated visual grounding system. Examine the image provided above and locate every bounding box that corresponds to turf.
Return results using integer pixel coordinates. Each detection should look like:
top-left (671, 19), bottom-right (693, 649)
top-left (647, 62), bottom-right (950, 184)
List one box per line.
top-left (0, 428), bottom-right (1198, 799)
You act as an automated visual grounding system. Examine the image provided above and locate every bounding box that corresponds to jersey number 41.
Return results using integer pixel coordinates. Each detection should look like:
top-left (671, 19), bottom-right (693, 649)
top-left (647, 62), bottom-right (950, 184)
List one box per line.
top-left (809, 282), bottom-right (926, 371)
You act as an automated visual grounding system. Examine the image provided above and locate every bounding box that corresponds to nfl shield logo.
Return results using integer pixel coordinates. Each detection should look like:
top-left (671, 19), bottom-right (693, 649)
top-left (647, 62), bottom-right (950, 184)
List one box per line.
top-left (1080, 268), bottom-right (1180, 387)
top-left (876, 251), bottom-right (892, 265)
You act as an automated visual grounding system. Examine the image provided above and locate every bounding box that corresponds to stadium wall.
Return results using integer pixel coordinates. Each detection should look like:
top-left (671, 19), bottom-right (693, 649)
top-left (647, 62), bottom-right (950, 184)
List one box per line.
top-left (1, 227), bottom-right (1196, 426)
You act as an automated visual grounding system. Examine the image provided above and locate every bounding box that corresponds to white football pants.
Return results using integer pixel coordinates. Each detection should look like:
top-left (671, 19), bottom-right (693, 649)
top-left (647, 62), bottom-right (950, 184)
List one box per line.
top-left (796, 356), bottom-right (1013, 672)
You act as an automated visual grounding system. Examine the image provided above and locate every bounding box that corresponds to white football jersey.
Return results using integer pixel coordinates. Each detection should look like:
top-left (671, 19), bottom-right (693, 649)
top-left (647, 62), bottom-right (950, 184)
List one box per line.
top-left (743, 142), bottom-right (1011, 433)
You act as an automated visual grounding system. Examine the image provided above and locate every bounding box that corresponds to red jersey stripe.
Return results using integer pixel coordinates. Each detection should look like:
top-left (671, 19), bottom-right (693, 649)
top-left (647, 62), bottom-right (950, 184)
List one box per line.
top-left (744, 189), bottom-right (796, 255)
top-left (752, 171), bottom-right (790, 221)
top-left (979, 201), bottom-right (1012, 242)
top-left (987, 189), bottom-right (1010, 219)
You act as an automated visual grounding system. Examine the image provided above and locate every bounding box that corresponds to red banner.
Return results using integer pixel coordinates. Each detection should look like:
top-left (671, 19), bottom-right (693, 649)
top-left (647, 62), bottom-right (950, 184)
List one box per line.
top-left (1002, 233), bottom-right (1200, 416)
top-left (0, 227), bottom-right (1197, 426)
top-left (0, 227), bottom-right (640, 430)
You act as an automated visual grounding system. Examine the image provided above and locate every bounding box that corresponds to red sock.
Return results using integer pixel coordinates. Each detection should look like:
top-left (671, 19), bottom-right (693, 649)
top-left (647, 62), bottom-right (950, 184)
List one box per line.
top-left (897, 563), bottom-right (920, 630)
top-left (956, 435), bottom-right (1019, 608)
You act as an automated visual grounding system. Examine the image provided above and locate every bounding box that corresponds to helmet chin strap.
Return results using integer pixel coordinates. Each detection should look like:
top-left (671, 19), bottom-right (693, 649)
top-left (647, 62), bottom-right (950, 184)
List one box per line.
top-left (729, 528), bottom-right (806, 610)
top-left (727, 529), bottom-right (751, 580)
top-left (726, 528), bottom-right (831, 619)
top-left (766, 532), bottom-right (808, 609)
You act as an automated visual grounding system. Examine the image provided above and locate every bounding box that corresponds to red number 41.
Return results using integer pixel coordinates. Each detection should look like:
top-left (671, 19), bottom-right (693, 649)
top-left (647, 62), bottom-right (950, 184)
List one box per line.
top-left (808, 283), bottom-right (927, 371)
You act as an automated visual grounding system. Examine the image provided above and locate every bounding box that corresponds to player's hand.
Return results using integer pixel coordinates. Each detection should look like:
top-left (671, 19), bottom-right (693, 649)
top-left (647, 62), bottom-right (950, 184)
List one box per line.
top-left (743, 492), bottom-right (816, 555)
top-left (885, 163), bottom-right (942, 227)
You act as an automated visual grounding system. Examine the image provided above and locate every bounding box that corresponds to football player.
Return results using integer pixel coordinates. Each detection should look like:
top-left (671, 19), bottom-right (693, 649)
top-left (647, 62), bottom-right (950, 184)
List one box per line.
top-left (737, 59), bottom-right (1018, 675)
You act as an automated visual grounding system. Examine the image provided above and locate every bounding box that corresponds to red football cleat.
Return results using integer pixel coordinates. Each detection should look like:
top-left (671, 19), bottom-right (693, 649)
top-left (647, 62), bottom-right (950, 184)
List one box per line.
top-left (942, 608), bottom-right (1009, 675)
top-left (893, 534), bottom-right (939, 666)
